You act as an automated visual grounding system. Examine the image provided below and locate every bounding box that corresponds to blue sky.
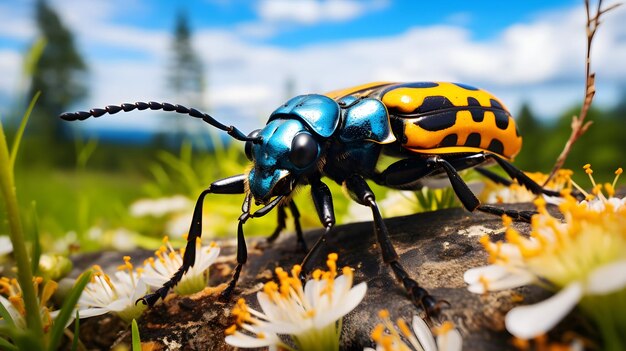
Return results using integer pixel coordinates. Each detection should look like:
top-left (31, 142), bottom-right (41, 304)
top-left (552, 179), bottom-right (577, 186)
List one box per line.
top-left (1, 0), bottom-right (625, 134)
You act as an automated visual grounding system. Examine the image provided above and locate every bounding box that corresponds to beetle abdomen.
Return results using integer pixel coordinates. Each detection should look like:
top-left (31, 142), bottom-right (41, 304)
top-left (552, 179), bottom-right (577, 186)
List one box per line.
top-left (380, 82), bottom-right (522, 159)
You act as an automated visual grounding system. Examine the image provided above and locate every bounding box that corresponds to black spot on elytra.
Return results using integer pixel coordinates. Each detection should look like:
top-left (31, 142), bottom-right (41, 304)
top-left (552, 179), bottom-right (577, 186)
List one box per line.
top-left (488, 139), bottom-right (505, 155)
top-left (490, 99), bottom-right (503, 109)
top-left (453, 82), bottom-right (479, 91)
top-left (467, 97), bottom-right (481, 106)
top-left (416, 96), bottom-right (455, 113)
top-left (469, 107), bottom-right (484, 122)
top-left (439, 134), bottom-right (458, 147)
top-left (415, 111), bottom-right (457, 131)
top-left (494, 110), bottom-right (510, 130)
top-left (465, 133), bottom-right (481, 147)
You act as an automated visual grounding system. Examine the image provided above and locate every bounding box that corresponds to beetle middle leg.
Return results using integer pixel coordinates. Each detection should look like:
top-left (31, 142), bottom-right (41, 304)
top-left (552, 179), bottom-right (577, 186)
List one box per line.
top-left (344, 174), bottom-right (446, 317)
top-left (266, 200), bottom-right (307, 251)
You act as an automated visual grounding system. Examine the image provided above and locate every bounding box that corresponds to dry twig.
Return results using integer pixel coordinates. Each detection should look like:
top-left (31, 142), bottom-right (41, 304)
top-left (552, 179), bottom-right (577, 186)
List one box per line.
top-left (544, 0), bottom-right (621, 184)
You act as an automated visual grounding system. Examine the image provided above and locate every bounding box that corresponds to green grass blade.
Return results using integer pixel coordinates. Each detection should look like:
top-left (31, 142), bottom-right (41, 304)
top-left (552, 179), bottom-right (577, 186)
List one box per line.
top-left (47, 270), bottom-right (92, 351)
top-left (0, 300), bottom-right (16, 329)
top-left (22, 38), bottom-right (46, 78)
top-left (29, 202), bottom-right (41, 275)
top-left (9, 91), bottom-right (41, 171)
top-left (0, 337), bottom-right (17, 351)
top-left (70, 311), bottom-right (80, 351)
top-left (131, 319), bottom-right (141, 351)
top-left (76, 138), bottom-right (98, 170)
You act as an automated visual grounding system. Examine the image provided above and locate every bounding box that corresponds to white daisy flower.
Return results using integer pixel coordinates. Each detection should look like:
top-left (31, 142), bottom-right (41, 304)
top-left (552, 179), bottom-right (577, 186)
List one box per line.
top-left (0, 236), bottom-right (12, 256)
top-left (129, 195), bottom-right (192, 218)
top-left (78, 257), bottom-right (148, 323)
top-left (0, 276), bottom-right (62, 332)
top-left (142, 236), bottom-right (220, 296)
top-left (480, 169), bottom-right (572, 205)
top-left (365, 309), bottom-right (462, 351)
top-left (225, 253), bottom-right (367, 350)
top-left (465, 166), bottom-right (626, 349)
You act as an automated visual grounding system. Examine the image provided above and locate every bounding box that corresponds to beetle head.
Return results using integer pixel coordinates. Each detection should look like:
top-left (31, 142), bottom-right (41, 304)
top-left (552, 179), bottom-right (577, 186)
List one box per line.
top-left (245, 119), bottom-right (321, 204)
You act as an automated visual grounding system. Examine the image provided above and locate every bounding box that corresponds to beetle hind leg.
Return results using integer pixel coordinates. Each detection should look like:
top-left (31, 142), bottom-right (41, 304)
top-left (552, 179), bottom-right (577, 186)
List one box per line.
top-left (344, 175), bottom-right (446, 317)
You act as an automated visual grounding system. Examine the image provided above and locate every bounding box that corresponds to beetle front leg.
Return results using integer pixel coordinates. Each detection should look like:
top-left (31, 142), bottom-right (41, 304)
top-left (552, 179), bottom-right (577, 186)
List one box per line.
top-left (138, 174), bottom-right (246, 307)
top-left (300, 179), bottom-right (335, 275)
top-left (221, 194), bottom-right (284, 300)
top-left (344, 175), bottom-right (446, 317)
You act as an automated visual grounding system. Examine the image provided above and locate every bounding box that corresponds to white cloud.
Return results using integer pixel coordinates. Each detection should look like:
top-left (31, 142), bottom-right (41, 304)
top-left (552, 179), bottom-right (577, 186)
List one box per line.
top-left (256, 0), bottom-right (383, 24)
top-left (0, 3), bottom-right (34, 40)
top-left (1, 1), bottom-right (625, 129)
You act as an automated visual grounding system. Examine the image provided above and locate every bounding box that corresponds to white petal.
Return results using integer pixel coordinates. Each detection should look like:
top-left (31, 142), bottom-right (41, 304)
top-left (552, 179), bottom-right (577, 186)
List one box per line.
top-left (224, 331), bottom-right (278, 348)
top-left (0, 236), bottom-right (13, 255)
top-left (141, 275), bottom-right (167, 287)
top-left (131, 279), bottom-right (148, 302)
top-left (505, 282), bottom-right (583, 339)
top-left (50, 309), bottom-right (76, 328)
top-left (465, 265), bottom-right (534, 294)
top-left (314, 282), bottom-right (367, 329)
top-left (411, 316), bottom-right (437, 351)
top-left (77, 307), bottom-right (110, 318)
top-left (463, 265), bottom-right (508, 284)
top-left (0, 295), bottom-right (22, 323)
top-left (436, 328), bottom-right (463, 351)
top-left (107, 298), bottom-right (132, 312)
top-left (586, 260), bottom-right (626, 295)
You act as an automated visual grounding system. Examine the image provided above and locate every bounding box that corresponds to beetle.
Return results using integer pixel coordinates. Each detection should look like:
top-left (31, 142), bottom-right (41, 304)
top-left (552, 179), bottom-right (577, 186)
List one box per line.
top-left (61, 81), bottom-right (559, 315)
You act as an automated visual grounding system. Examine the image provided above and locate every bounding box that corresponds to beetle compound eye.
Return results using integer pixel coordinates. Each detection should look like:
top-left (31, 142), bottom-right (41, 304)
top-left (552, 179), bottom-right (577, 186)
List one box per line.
top-left (290, 132), bottom-right (318, 169)
top-left (245, 129), bottom-right (261, 161)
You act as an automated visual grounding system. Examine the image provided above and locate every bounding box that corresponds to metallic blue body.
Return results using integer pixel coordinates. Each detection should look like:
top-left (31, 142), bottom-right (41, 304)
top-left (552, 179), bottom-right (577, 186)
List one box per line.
top-left (337, 96), bottom-right (395, 144)
top-left (269, 94), bottom-right (340, 138)
top-left (249, 93), bottom-right (396, 202)
top-left (248, 119), bottom-right (316, 200)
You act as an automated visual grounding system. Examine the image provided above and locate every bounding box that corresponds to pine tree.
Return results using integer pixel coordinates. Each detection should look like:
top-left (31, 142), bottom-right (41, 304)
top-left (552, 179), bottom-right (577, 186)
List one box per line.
top-left (28, 0), bottom-right (88, 138)
top-left (168, 10), bottom-right (205, 108)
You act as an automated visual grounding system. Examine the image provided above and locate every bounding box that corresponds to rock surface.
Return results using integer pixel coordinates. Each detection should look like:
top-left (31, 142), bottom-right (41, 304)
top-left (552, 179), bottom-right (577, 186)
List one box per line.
top-left (72, 204), bottom-right (590, 350)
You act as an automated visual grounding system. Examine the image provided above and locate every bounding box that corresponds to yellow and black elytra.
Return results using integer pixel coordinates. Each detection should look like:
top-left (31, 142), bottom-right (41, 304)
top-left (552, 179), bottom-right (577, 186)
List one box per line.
top-left (327, 81), bottom-right (521, 159)
top-left (61, 81), bottom-right (559, 317)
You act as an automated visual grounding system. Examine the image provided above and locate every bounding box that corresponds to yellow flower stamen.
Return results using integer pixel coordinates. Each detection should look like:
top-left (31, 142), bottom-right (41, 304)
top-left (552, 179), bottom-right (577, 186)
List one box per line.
top-left (397, 318), bottom-right (412, 338)
top-left (433, 321), bottom-right (455, 336)
top-left (225, 324), bottom-right (237, 335)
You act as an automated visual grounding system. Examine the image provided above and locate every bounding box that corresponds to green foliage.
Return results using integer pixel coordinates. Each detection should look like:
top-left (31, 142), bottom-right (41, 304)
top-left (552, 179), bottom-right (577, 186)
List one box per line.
top-left (414, 187), bottom-right (459, 212)
top-left (131, 319), bottom-right (141, 351)
top-left (0, 93), bottom-right (45, 339)
top-left (0, 94), bottom-right (93, 350)
top-left (513, 102), bottom-right (625, 183)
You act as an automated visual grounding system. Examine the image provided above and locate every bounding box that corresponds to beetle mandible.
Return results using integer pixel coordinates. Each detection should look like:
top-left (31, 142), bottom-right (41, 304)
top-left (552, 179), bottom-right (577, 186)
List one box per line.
top-left (61, 81), bottom-right (559, 315)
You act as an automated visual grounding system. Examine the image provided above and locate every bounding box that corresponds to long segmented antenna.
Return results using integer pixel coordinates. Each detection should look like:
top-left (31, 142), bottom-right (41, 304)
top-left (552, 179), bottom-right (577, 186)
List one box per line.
top-left (60, 101), bottom-right (262, 143)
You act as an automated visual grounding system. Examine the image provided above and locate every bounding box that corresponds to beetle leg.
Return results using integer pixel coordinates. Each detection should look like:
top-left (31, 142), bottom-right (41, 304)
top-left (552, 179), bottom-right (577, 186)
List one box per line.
top-left (300, 180), bottom-right (335, 276)
top-left (344, 175), bottom-right (446, 317)
top-left (486, 154), bottom-right (561, 197)
top-left (475, 167), bottom-right (513, 187)
top-left (220, 199), bottom-right (251, 300)
top-left (266, 204), bottom-right (287, 243)
top-left (220, 194), bottom-right (285, 299)
top-left (266, 200), bottom-right (307, 252)
top-left (427, 157), bottom-right (536, 222)
top-left (138, 174), bottom-right (246, 307)
top-left (289, 201), bottom-right (307, 252)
